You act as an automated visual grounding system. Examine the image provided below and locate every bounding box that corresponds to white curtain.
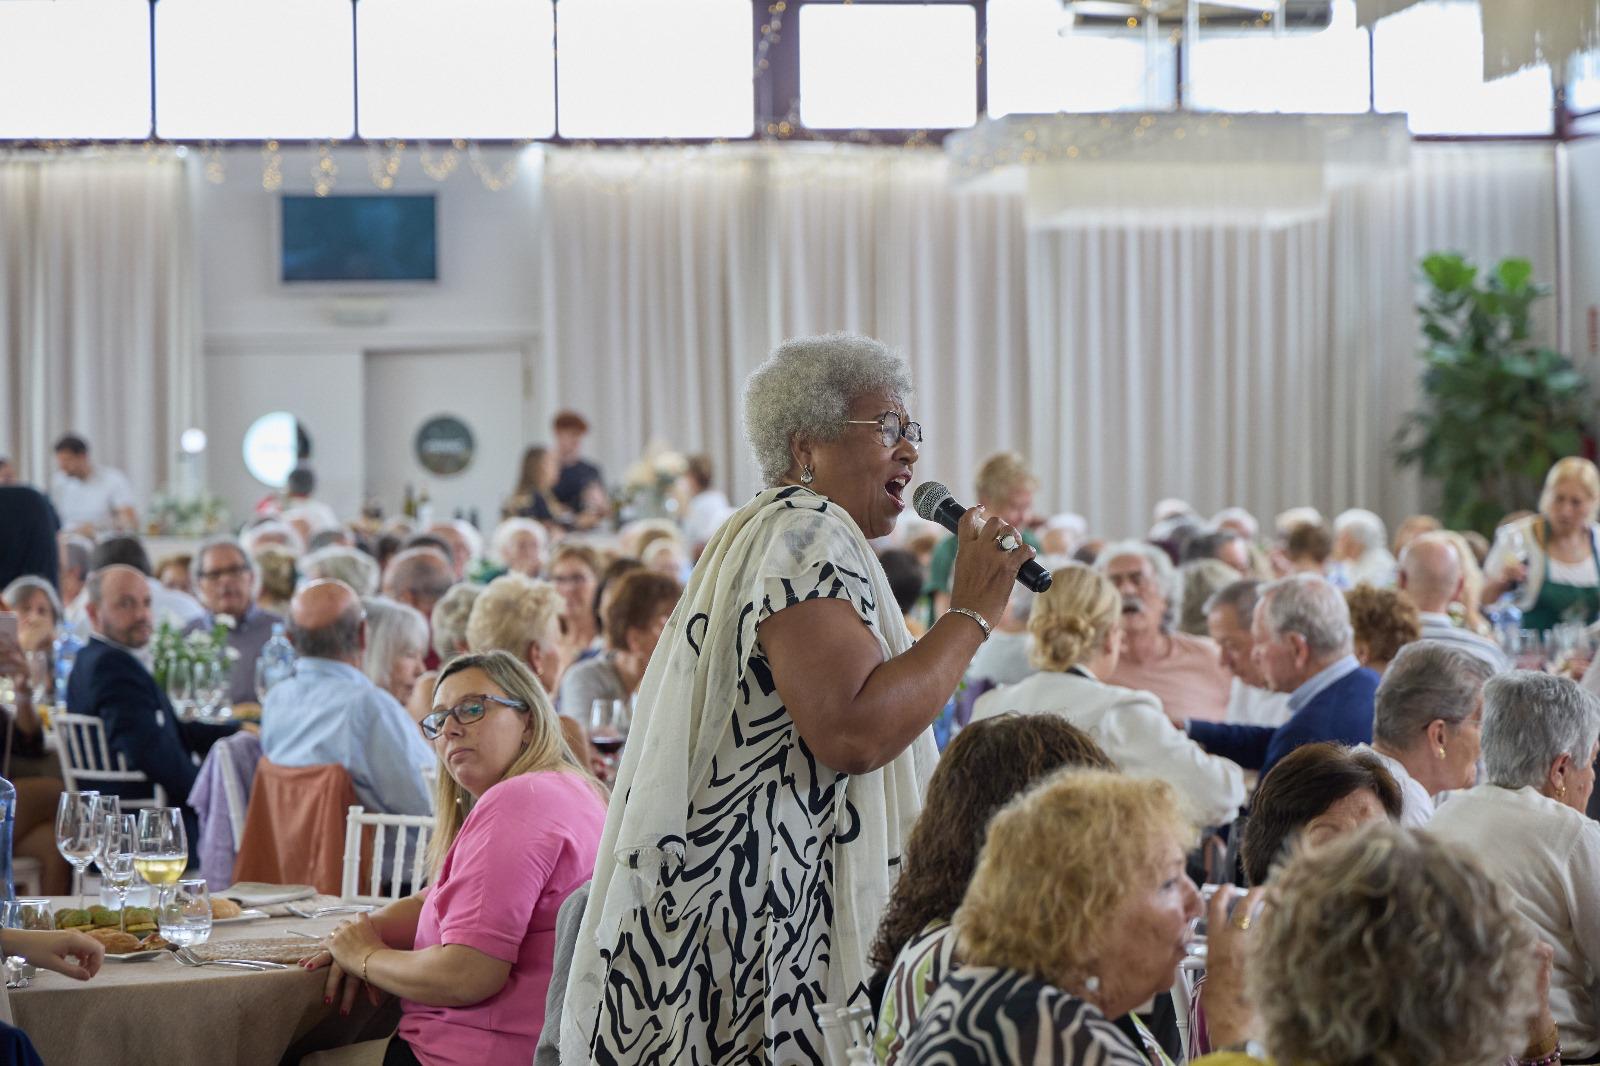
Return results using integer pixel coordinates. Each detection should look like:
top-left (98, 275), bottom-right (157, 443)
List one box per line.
top-left (0, 155), bottom-right (200, 501)
top-left (541, 142), bottom-right (1560, 535)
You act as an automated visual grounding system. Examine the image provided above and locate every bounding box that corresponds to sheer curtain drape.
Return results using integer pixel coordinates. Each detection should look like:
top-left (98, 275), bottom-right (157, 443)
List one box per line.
top-left (0, 155), bottom-right (200, 497)
top-left (541, 143), bottom-right (1560, 533)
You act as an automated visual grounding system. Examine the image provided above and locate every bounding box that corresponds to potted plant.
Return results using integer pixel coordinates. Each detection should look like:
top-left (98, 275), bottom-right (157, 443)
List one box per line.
top-left (1394, 253), bottom-right (1592, 535)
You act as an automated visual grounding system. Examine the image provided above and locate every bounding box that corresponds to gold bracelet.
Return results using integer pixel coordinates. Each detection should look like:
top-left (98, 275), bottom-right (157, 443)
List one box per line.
top-left (360, 947), bottom-right (379, 984)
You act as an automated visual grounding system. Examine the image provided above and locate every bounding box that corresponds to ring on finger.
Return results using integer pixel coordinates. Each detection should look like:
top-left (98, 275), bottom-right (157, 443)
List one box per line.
top-left (997, 532), bottom-right (1020, 551)
top-left (1232, 910), bottom-right (1253, 931)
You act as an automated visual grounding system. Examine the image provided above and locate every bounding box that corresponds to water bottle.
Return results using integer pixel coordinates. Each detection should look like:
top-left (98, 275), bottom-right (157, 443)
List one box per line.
top-left (254, 623), bottom-right (297, 698)
top-left (0, 777), bottom-right (16, 904)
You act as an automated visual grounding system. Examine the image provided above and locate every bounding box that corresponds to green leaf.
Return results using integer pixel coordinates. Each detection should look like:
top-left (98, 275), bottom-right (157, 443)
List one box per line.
top-left (1497, 258), bottom-right (1533, 292)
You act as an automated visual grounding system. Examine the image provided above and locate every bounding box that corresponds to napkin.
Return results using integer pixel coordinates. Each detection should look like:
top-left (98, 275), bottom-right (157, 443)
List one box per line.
top-left (221, 883), bottom-right (318, 907)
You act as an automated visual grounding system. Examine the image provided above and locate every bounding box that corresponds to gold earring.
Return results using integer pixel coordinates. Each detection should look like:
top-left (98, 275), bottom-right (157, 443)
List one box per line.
top-left (1437, 747), bottom-right (1447, 760)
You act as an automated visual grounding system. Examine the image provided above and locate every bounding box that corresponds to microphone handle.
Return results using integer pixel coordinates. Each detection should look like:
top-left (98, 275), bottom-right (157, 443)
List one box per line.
top-left (932, 497), bottom-right (1053, 593)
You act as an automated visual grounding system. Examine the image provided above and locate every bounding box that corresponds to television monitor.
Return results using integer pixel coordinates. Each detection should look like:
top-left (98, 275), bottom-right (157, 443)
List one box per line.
top-left (280, 194), bottom-right (437, 283)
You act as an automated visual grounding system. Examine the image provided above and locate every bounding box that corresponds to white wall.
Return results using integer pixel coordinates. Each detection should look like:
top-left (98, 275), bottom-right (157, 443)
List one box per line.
top-left (197, 145), bottom-right (543, 524)
top-left (1564, 140), bottom-right (1600, 381)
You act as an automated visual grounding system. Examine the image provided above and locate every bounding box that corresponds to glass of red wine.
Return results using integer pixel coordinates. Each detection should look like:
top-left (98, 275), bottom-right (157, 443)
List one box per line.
top-left (590, 698), bottom-right (632, 781)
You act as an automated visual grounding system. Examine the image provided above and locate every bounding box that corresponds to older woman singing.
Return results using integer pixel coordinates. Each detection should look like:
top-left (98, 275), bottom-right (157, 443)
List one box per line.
top-left (560, 334), bottom-right (1030, 1066)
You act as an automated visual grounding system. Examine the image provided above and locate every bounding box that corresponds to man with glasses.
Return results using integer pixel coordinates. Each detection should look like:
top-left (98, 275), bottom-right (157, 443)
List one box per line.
top-left (183, 536), bottom-right (284, 706)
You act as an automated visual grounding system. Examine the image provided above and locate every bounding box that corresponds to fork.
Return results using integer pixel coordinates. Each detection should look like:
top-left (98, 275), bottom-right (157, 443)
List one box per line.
top-left (284, 904), bottom-right (376, 919)
top-left (172, 947), bottom-right (288, 971)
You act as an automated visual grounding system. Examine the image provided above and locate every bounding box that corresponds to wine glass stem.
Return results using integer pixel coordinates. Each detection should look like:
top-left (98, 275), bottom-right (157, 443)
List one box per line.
top-left (74, 865), bottom-right (85, 912)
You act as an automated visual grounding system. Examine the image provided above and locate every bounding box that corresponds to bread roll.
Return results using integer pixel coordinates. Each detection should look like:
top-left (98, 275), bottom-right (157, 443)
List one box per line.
top-left (86, 927), bottom-right (144, 953)
top-left (210, 897), bottom-right (244, 919)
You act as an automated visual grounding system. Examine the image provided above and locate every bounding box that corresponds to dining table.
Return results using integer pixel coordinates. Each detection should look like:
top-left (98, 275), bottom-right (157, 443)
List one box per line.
top-left (9, 895), bottom-right (394, 1066)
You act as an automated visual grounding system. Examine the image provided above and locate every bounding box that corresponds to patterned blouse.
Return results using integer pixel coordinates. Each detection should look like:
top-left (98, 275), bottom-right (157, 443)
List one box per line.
top-left (900, 965), bottom-right (1150, 1066)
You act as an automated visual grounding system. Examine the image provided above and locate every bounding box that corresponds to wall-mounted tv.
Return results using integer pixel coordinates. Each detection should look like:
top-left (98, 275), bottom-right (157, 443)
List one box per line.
top-left (280, 194), bottom-right (438, 283)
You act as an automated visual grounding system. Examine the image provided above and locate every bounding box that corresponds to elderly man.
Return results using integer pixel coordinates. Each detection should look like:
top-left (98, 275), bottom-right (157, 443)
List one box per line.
top-left (927, 452), bottom-right (1041, 615)
top-left (1096, 541), bottom-right (1232, 723)
top-left (182, 537), bottom-right (284, 706)
top-left (1329, 508), bottom-right (1398, 589)
top-left (66, 565), bottom-right (238, 843)
top-left (50, 434), bottom-right (137, 534)
top-left (1205, 579), bottom-right (1293, 728)
top-left (424, 520), bottom-right (481, 581)
top-left (1188, 574), bottom-right (1378, 776)
top-left (1398, 533), bottom-right (1510, 672)
top-left (260, 580), bottom-right (432, 817)
top-left (382, 546), bottom-right (455, 668)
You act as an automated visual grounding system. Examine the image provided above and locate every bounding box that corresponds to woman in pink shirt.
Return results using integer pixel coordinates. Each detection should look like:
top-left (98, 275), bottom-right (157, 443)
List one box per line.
top-left (306, 650), bottom-right (607, 1066)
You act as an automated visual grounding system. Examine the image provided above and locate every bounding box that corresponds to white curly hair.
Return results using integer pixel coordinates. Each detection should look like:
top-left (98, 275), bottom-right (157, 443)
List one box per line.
top-left (742, 333), bottom-right (914, 486)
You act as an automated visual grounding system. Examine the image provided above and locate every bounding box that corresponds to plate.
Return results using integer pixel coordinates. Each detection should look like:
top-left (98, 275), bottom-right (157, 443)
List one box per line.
top-left (105, 949), bottom-right (169, 962)
top-left (213, 909), bottom-right (269, 925)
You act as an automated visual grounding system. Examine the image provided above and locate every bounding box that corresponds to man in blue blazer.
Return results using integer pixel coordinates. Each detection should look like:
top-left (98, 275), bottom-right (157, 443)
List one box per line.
top-left (1188, 574), bottom-right (1377, 778)
top-left (66, 565), bottom-right (237, 844)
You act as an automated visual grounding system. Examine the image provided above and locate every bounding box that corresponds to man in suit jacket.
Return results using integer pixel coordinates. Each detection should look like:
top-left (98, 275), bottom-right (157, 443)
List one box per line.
top-left (1188, 574), bottom-right (1378, 778)
top-left (66, 564), bottom-right (237, 844)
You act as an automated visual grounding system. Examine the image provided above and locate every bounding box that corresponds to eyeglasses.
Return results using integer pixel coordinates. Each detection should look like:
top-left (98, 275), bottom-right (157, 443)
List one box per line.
top-left (420, 694), bottom-right (528, 740)
top-left (843, 411), bottom-right (921, 450)
top-left (197, 564), bottom-right (250, 582)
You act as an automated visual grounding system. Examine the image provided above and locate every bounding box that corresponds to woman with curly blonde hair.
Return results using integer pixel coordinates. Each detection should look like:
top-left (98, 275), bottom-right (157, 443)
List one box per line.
top-left (1196, 824), bottom-right (1554, 1066)
top-left (1343, 584), bottom-right (1421, 675)
top-left (973, 563), bottom-right (1245, 827)
top-left (902, 771), bottom-right (1202, 1065)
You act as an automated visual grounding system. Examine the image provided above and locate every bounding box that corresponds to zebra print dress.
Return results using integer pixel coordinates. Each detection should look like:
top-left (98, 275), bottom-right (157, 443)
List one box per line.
top-left (900, 966), bottom-right (1149, 1066)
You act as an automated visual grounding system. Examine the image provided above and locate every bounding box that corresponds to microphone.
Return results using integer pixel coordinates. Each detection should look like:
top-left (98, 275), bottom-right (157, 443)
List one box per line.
top-left (913, 481), bottom-right (1053, 593)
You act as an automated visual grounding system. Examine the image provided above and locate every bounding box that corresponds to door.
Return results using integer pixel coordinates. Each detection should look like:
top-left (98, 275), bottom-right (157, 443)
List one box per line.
top-left (364, 347), bottom-right (525, 527)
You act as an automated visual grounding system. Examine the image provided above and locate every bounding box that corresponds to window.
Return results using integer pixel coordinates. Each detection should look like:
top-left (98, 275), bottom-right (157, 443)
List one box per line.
top-left (1186, 0), bottom-right (1370, 114)
top-left (0, 1), bottom-right (150, 139)
top-left (359, 0), bottom-right (554, 138)
top-left (799, 3), bottom-right (978, 129)
top-left (155, 0), bottom-right (354, 139)
top-left (556, 0), bottom-right (753, 139)
top-left (1569, 50), bottom-right (1600, 114)
top-left (1372, 0), bottom-right (1553, 135)
top-left (987, 0), bottom-right (1174, 116)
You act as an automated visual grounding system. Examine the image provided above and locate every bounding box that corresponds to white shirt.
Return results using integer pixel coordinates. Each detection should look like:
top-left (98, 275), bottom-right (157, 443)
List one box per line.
top-left (972, 667), bottom-right (1246, 827)
top-left (682, 489), bottom-right (735, 547)
top-left (1428, 785), bottom-right (1600, 1058)
top-left (51, 465), bottom-right (136, 531)
top-left (1355, 744), bottom-right (1434, 827)
top-left (1225, 678), bottom-right (1293, 728)
top-left (965, 630), bottom-right (1034, 688)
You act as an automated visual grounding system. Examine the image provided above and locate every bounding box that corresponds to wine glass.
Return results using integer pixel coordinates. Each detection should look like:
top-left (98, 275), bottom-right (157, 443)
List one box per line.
top-left (99, 815), bottom-right (137, 932)
top-left (589, 699), bottom-right (631, 779)
top-left (89, 795), bottom-right (123, 877)
top-left (158, 878), bottom-right (212, 948)
top-left (167, 659), bottom-right (195, 722)
top-left (134, 807), bottom-right (188, 911)
top-left (23, 651), bottom-right (50, 708)
top-left (54, 791), bottom-right (101, 910)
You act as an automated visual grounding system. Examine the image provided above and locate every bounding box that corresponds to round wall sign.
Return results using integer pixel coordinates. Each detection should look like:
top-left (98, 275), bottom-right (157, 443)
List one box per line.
top-left (415, 415), bottom-right (474, 476)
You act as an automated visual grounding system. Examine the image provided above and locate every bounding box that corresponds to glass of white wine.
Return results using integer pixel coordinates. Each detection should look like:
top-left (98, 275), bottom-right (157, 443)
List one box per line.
top-left (134, 807), bottom-right (188, 911)
top-left (54, 791), bottom-right (101, 911)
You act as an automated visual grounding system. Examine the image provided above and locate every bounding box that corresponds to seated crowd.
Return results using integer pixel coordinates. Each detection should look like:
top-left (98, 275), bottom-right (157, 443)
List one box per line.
top-left (3, 375), bottom-right (1600, 1066)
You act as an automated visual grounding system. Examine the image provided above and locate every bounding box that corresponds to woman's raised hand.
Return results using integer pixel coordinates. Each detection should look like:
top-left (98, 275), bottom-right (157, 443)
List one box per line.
top-left (948, 505), bottom-right (1034, 629)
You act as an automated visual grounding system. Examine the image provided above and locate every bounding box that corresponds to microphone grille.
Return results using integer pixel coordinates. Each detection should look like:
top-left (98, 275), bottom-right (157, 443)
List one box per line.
top-left (912, 481), bottom-right (950, 522)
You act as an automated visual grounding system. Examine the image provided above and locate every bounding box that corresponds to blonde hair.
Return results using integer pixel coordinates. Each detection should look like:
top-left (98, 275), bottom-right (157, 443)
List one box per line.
top-left (1029, 563), bottom-right (1118, 671)
top-left (1539, 456), bottom-right (1600, 519)
top-left (954, 770), bottom-right (1196, 989)
top-left (1255, 825), bottom-right (1538, 1066)
top-left (425, 651), bottom-right (602, 874)
top-left (974, 452), bottom-right (1038, 503)
top-left (430, 582), bottom-right (484, 660)
top-left (465, 574), bottom-right (565, 666)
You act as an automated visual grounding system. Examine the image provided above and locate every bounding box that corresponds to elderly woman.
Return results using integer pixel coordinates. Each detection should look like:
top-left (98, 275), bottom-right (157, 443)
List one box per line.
top-left (1096, 541), bottom-right (1233, 724)
top-left (972, 563), bottom-right (1245, 828)
top-left (1487, 457), bottom-right (1600, 630)
top-left (870, 715), bottom-right (1119, 1066)
top-left (488, 518), bottom-right (547, 579)
top-left (900, 770), bottom-right (1201, 1065)
top-left (2, 574), bottom-right (62, 657)
top-left (560, 333), bottom-right (1028, 1065)
top-left (361, 595), bottom-right (430, 708)
top-left (0, 578), bottom-right (69, 891)
top-left (1197, 825), bottom-right (1550, 1066)
top-left (310, 651), bottom-right (607, 1066)
top-left (547, 543), bottom-right (603, 666)
top-left (467, 574), bottom-right (566, 698)
top-left (1328, 508), bottom-right (1397, 589)
top-left (1344, 584), bottom-right (1421, 675)
top-left (430, 582), bottom-right (482, 666)
top-left (1428, 670), bottom-right (1600, 1061)
top-left (253, 545), bottom-right (297, 615)
top-left (1361, 640), bottom-right (1492, 826)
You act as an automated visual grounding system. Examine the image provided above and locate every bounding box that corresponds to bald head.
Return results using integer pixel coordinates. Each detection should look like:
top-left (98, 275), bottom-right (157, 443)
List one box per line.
top-left (87, 564), bottom-right (154, 649)
top-left (288, 579), bottom-right (365, 664)
top-left (382, 547), bottom-right (454, 616)
top-left (1399, 534), bottom-right (1462, 614)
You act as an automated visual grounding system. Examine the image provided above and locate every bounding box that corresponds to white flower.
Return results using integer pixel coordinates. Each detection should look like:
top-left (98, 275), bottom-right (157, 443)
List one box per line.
top-left (216, 614), bottom-right (237, 630)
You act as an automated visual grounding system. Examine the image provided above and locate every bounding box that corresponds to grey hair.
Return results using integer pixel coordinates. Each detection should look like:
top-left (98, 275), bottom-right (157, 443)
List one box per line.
top-left (1203, 577), bottom-right (1263, 621)
top-left (241, 519), bottom-right (306, 558)
top-left (361, 595), bottom-right (430, 690)
top-left (1093, 540), bottom-right (1181, 627)
top-left (489, 518), bottom-right (547, 568)
top-left (1, 576), bottom-right (63, 621)
top-left (188, 536), bottom-right (256, 589)
top-left (1373, 641), bottom-right (1494, 749)
top-left (1211, 506), bottom-right (1260, 540)
top-left (742, 333), bottom-right (914, 485)
top-left (1334, 508), bottom-right (1389, 553)
top-left (1259, 574), bottom-right (1353, 658)
top-left (300, 546), bottom-right (380, 597)
top-left (288, 595), bottom-right (364, 660)
top-left (1480, 671), bottom-right (1600, 790)
top-left (60, 535), bottom-right (93, 580)
top-left (430, 582), bottom-right (484, 660)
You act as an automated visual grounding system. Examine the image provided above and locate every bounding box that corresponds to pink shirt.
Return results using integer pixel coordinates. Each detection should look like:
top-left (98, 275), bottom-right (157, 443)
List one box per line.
top-left (1106, 631), bottom-right (1233, 724)
top-left (398, 770), bottom-right (606, 1066)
